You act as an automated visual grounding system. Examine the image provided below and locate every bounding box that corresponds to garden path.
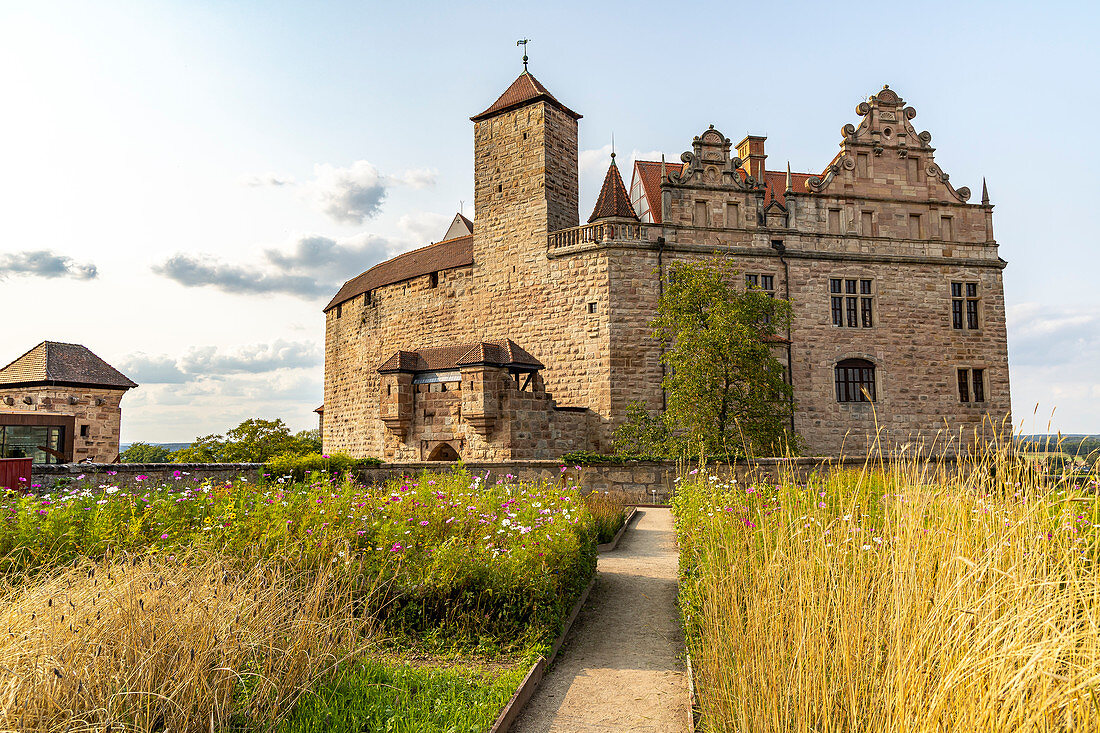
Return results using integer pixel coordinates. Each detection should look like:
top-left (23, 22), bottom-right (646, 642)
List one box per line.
top-left (510, 507), bottom-right (689, 732)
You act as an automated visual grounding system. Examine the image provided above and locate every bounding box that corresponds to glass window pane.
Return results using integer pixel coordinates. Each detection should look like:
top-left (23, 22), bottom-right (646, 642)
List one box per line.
top-left (861, 297), bottom-right (873, 327)
top-left (860, 279), bottom-right (872, 294)
top-left (966, 301), bottom-right (979, 329)
top-left (951, 282), bottom-right (962, 297)
top-left (830, 278), bottom-right (842, 294)
top-left (832, 297), bottom-right (843, 326)
top-left (966, 283), bottom-right (977, 298)
top-left (958, 369), bottom-right (970, 402)
top-left (846, 279), bottom-right (857, 294)
top-left (846, 297), bottom-right (857, 327)
top-left (973, 369), bottom-right (985, 402)
top-left (952, 301), bottom-right (963, 329)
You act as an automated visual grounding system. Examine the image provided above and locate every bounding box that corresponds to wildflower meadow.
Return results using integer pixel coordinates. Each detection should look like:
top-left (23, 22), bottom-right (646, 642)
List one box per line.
top-left (0, 467), bottom-right (624, 732)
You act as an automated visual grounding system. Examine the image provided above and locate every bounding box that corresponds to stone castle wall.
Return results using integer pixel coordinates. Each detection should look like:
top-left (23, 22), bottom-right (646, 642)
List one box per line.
top-left (0, 386), bottom-right (127, 462)
top-left (324, 82), bottom-right (1011, 460)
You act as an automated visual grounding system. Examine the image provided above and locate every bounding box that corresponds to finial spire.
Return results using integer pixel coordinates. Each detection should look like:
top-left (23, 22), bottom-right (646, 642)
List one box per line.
top-left (517, 38), bottom-right (530, 70)
top-left (611, 132), bottom-right (616, 161)
top-left (785, 162), bottom-right (793, 194)
top-left (981, 177), bottom-right (990, 205)
top-left (660, 153), bottom-right (667, 181)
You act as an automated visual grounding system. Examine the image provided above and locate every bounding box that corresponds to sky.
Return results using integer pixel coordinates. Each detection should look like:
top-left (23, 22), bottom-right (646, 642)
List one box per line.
top-left (0, 0), bottom-right (1097, 442)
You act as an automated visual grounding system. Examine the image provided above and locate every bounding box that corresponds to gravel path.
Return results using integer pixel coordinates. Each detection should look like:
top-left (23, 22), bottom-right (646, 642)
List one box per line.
top-left (510, 508), bottom-right (689, 733)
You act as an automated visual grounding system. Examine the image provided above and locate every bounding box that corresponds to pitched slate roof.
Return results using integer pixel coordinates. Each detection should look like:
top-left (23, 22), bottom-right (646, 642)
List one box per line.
top-left (471, 71), bottom-right (581, 122)
top-left (588, 158), bottom-right (638, 222)
top-left (378, 339), bottom-right (543, 374)
top-left (324, 235), bottom-right (474, 312)
top-left (0, 341), bottom-right (137, 389)
top-left (631, 160), bottom-right (685, 224)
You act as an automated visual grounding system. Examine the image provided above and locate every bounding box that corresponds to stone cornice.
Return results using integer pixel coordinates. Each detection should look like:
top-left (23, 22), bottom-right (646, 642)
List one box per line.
top-left (547, 239), bottom-right (1007, 269)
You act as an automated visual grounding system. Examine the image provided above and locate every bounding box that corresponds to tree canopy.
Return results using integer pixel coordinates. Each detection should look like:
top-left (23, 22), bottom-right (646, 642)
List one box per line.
top-left (616, 257), bottom-right (798, 458)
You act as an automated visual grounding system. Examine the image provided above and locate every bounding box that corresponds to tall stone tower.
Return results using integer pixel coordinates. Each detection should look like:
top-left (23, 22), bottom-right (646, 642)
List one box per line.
top-left (470, 70), bottom-right (581, 283)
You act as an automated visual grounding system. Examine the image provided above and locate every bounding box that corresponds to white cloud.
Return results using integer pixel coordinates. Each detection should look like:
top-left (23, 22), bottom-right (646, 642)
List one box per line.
top-left (152, 232), bottom-right (398, 299)
top-left (121, 340), bottom-right (320, 384)
top-left (305, 160), bottom-right (438, 225)
top-left (0, 250), bottom-right (97, 280)
top-left (239, 172), bottom-right (295, 187)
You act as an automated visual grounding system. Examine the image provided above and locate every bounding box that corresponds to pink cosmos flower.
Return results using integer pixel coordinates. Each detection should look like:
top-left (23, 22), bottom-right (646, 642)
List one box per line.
top-left (160, 533), bottom-right (168, 539)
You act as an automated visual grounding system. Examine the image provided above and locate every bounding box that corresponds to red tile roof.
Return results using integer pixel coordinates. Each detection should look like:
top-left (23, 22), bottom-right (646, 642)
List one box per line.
top-left (763, 170), bottom-right (815, 206)
top-left (378, 339), bottom-right (543, 374)
top-left (631, 160), bottom-right (685, 223)
top-left (0, 341), bottom-right (136, 389)
top-left (324, 235), bottom-right (474, 312)
top-left (588, 159), bottom-right (638, 222)
top-left (471, 71), bottom-right (581, 122)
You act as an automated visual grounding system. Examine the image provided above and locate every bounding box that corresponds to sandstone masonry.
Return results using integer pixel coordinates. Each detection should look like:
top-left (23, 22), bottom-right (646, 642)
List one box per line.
top-left (322, 72), bottom-right (1010, 460)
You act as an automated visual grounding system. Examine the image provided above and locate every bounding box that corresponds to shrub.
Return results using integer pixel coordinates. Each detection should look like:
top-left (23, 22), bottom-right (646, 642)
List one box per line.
top-left (265, 452), bottom-right (382, 482)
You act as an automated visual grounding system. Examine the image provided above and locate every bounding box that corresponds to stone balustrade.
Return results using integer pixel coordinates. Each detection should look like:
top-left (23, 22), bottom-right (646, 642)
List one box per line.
top-left (547, 221), bottom-right (656, 251)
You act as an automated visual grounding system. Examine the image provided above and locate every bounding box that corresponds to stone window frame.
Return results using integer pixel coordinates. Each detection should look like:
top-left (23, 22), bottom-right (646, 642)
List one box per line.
top-left (744, 273), bottom-right (776, 297)
top-left (956, 364), bottom-right (988, 405)
top-left (949, 279), bottom-right (982, 332)
top-left (828, 275), bottom-right (876, 329)
top-left (832, 352), bottom-right (884, 407)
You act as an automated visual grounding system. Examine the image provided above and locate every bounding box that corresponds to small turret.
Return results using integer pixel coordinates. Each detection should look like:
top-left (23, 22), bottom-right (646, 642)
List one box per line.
top-left (588, 153), bottom-right (639, 222)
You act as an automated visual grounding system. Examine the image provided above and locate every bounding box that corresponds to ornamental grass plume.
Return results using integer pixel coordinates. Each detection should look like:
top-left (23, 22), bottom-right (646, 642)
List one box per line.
top-left (0, 552), bottom-right (376, 732)
top-left (675, 421), bottom-right (1100, 732)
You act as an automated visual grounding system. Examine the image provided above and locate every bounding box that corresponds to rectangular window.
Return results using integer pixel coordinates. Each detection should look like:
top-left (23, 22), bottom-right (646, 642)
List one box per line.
top-left (861, 211), bottom-right (874, 236)
top-left (951, 281), bottom-right (980, 330)
top-left (725, 202), bottom-right (740, 228)
top-left (79, 424), bottom-right (88, 438)
top-left (908, 213), bottom-right (922, 239)
top-left (745, 274), bottom-right (758, 288)
top-left (760, 275), bottom-right (774, 293)
top-left (429, 272), bottom-right (438, 288)
top-left (335, 304), bottom-right (342, 318)
top-left (587, 302), bottom-right (597, 314)
top-left (856, 153), bottom-right (869, 178)
top-left (364, 290), bottom-right (372, 305)
top-left (940, 216), bottom-right (953, 241)
top-left (831, 278), bottom-right (874, 328)
top-left (694, 201), bottom-right (708, 227)
top-left (828, 209), bottom-right (841, 234)
top-left (958, 368), bottom-right (987, 403)
top-left (972, 368), bottom-right (985, 402)
top-left (0, 425), bottom-right (65, 464)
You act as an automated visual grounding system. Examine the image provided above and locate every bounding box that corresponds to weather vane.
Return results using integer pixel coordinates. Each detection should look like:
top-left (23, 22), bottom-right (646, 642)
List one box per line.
top-left (517, 38), bottom-right (530, 70)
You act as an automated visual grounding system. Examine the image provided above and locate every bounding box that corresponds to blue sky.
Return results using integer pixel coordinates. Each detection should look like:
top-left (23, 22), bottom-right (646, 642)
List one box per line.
top-left (1, 0), bottom-right (1097, 441)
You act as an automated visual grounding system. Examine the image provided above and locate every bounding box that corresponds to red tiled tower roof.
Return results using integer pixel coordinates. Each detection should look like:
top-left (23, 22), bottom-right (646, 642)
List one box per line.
top-left (588, 157), bottom-right (638, 222)
top-left (471, 71), bottom-right (581, 122)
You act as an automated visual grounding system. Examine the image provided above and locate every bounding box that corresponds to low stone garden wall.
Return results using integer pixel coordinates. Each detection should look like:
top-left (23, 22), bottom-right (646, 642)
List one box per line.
top-left (29, 456), bottom-right (960, 503)
top-left (32, 462), bottom-right (264, 487)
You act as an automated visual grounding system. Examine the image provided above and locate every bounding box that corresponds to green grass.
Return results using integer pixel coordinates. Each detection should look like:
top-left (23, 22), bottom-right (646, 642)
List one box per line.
top-left (279, 659), bottom-right (529, 733)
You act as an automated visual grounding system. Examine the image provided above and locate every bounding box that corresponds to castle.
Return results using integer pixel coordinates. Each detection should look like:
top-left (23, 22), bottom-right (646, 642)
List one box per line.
top-left (322, 67), bottom-right (1010, 461)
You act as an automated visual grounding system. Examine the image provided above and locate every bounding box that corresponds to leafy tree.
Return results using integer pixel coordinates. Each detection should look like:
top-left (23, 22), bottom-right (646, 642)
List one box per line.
top-left (118, 442), bottom-right (173, 463)
top-left (611, 401), bottom-right (672, 457)
top-left (652, 257), bottom-right (797, 457)
top-left (171, 419), bottom-right (321, 463)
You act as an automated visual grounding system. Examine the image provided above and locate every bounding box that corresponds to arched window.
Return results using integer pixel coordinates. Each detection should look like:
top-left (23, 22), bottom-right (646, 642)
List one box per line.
top-left (835, 359), bottom-right (876, 402)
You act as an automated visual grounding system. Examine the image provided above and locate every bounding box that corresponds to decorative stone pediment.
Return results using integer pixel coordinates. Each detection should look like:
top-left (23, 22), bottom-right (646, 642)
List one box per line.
top-left (668, 125), bottom-right (753, 190)
top-left (807, 85), bottom-right (972, 203)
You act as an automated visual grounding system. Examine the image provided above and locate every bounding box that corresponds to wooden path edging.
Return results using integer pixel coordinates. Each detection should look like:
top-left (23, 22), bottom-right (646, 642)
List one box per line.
top-left (596, 506), bottom-right (638, 553)
top-left (488, 574), bottom-right (597, 733)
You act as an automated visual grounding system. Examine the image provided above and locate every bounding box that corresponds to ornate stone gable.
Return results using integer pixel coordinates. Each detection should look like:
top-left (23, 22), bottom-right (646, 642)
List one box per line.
top-left (667, 126), bottom-right (755, 191)
top-left (807, 85), bottom-right (973, 204)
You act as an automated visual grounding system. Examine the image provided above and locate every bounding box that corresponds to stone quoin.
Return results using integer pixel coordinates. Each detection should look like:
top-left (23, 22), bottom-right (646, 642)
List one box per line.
top-left (322, 68), bottom-right (1010, 461)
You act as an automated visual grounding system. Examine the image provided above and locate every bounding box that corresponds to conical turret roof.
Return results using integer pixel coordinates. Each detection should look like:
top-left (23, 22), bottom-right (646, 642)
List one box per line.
top-left (471, 70), bottom-right (581, 122)
top-left (588, 157), bottom-right (638, 222)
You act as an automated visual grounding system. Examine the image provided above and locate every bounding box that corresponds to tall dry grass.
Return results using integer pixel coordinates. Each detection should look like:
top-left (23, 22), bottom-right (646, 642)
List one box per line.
top-left (677, 448), bottom-right (1100, 732)
top-left (0, 552), bottom-right (375, 732)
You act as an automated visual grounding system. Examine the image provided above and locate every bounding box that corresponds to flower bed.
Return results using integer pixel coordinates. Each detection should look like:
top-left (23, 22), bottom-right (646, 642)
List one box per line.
top-left (1, 469), bottom-right (622, 731)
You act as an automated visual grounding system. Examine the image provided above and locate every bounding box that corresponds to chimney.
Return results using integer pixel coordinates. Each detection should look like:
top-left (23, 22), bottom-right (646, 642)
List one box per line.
top-left (737, 135), bottom-right (767, 183)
